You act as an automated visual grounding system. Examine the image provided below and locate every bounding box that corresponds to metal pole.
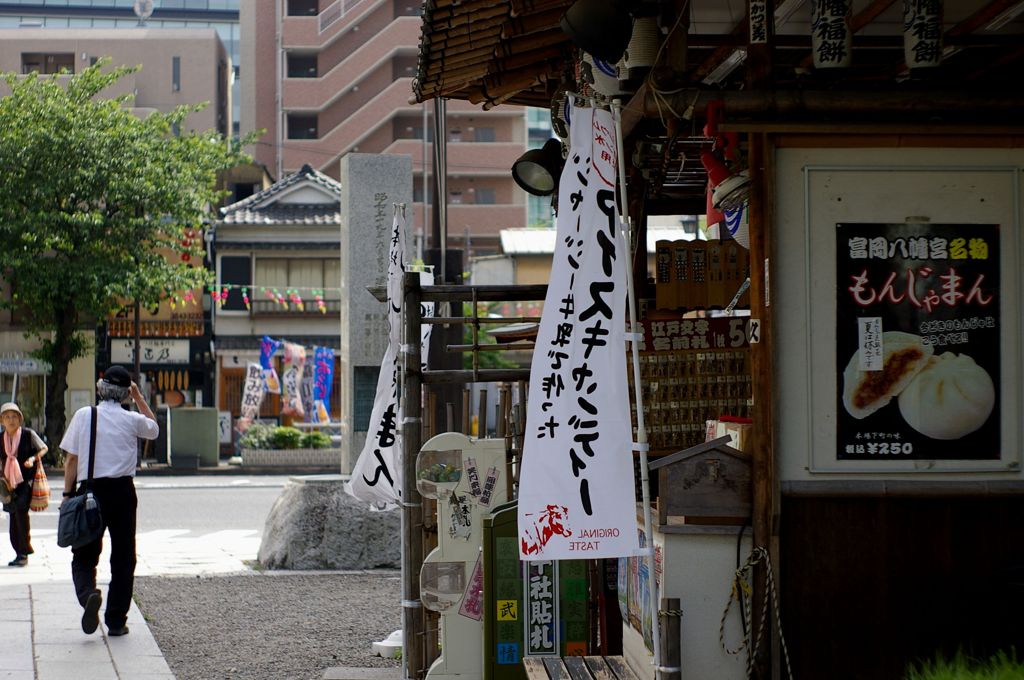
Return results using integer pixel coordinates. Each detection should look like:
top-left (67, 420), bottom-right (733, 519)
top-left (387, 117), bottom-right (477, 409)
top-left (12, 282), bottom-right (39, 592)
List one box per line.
top-left (421, 101), bottom-right (429, 260)
top-left (401, 270), bottom-right (425, 680)
top-left (432, 97), bottom-right (447, 284)
top-left (134, 300), bottom-right (142, 382)
top-left (613, 99), bottom-right (662, 669)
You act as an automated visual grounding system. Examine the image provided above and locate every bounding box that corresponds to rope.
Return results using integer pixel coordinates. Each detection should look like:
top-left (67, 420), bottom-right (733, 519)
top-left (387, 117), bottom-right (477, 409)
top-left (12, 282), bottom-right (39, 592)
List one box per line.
top-left (719, 546), bottom-right (794, 680)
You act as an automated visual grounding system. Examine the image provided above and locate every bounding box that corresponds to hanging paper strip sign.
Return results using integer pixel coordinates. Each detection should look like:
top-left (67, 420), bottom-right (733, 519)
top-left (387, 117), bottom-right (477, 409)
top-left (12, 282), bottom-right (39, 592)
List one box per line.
top-left (260, 335), bottom-right (282, 394)
top-left (419, 269), bottom-right (434, 371)
top-left (347, 208), bottom-right (408, 508)
top-left (237, 362), bottom-right (266, 433)
top-left (517, 105), bottom-right (641, 560)
top-left (311, 346), bottom-right (335, 424)
top-left (281, 342), bottom-right (307, 417)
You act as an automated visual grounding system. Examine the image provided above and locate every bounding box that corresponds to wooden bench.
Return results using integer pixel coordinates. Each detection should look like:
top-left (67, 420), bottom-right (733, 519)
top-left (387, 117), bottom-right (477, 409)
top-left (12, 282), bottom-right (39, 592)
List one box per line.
top-left (523, 656), bottom-right (641, 680)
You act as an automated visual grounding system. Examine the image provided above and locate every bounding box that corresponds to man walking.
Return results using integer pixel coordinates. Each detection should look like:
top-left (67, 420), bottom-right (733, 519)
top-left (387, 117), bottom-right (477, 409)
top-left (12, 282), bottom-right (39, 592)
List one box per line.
top-left (60, 365), bottom-right (159, 636)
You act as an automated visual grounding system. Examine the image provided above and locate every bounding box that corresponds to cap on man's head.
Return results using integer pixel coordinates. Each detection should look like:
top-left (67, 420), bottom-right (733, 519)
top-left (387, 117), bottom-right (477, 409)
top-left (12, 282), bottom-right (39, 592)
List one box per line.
top-left (102, 365), bottom-right (132, 388)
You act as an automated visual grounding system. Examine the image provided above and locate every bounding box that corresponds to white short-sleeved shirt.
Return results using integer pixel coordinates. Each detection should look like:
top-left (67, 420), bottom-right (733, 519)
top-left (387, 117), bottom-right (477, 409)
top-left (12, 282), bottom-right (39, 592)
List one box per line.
top-left (60, 401), bottom-right (159, 480)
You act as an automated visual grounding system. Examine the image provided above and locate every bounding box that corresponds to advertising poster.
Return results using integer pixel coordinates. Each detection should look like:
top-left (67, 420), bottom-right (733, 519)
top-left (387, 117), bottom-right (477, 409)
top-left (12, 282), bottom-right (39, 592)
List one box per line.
top-left (835, 223), bottom-right (999, 460)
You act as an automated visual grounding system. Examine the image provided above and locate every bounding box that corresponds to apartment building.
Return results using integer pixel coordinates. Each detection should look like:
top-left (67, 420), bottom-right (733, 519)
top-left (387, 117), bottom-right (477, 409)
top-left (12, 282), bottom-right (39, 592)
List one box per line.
top-left (241, 0), bottom-right (548, 255)
top-left (0, 0), bottom-right (241, 135)
top-left (0, 27), bottom-right (231, 135)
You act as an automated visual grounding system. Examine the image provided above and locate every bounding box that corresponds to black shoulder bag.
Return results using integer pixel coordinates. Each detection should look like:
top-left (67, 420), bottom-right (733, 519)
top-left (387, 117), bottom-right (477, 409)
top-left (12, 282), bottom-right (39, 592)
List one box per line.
top-left (57, 407), bottom-right (104, 549)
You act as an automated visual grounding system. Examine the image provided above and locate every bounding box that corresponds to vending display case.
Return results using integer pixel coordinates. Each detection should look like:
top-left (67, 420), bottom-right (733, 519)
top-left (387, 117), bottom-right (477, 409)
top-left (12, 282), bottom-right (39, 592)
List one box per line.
top-left (419, 433), bottom-right (509, 680)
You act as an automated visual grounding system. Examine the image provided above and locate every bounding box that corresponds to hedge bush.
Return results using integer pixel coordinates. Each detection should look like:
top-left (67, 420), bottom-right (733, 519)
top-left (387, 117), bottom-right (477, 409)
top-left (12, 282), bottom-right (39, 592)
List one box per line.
top-left (238, 424), bottom-right (333, 450)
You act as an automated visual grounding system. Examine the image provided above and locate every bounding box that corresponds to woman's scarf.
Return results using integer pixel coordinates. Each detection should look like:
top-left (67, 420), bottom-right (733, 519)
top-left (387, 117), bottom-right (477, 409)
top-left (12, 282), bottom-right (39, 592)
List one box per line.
top-left (3, 427), bottom-right (25, 487)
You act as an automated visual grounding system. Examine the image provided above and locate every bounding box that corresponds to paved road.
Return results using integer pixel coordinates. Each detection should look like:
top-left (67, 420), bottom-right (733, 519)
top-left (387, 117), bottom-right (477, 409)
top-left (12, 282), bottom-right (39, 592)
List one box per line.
top-left (4, 475), bottom-right (290, 585)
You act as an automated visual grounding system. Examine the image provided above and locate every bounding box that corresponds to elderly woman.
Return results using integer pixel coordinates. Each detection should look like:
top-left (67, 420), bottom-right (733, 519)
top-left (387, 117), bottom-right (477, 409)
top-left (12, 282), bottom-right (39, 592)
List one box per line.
top-left (1, 402), bottom-right (47, 567)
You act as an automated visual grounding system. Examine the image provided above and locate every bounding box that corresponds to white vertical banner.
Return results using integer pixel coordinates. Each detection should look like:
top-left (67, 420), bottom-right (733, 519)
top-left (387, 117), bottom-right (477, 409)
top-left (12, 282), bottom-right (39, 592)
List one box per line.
top-left (237, 362), bottom-right (266, 432)
top-left (347, 208), bottom-right (407, 507)
top-left (518, 105), bottom-right (641, 560)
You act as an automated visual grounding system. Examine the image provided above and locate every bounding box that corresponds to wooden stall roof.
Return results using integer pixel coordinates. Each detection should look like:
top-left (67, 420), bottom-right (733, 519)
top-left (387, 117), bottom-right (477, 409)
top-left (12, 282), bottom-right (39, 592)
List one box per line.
top-left (413, 0), bottom-right (1024, 108)
top-left (413, 0), bottom-right (1024, 210)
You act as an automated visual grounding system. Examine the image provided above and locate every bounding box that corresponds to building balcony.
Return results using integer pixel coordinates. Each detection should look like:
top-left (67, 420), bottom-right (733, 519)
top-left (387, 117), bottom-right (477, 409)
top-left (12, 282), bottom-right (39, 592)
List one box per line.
top-left (248, 298), bottom-right (341, 317)
top-left (281, 0), bottom-right (384, 48)
top-left (282, 17), bottom-right (420, 109)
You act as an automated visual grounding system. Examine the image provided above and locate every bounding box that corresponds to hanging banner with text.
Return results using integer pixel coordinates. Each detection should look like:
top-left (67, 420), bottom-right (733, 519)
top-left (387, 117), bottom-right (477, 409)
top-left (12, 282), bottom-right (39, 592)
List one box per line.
top-left (518, 105), bottom-right (640, 560)
top-left (310, 346), bottom-right (335, 424)
top-left (348, 209), bottom-right (408, 508)
top-left (836, 223), bottom-right (1000, 460)
top-left (281, 342), bottom-right (307, 418)
top-left (237, 362), bottom-right (267, 432)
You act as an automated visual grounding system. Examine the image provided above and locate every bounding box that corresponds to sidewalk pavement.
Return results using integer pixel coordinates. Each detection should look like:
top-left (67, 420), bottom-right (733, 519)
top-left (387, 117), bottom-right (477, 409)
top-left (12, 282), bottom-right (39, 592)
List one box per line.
top-left (0, 467), bottom-right (281, 680)
top-left (0, 580), bottom-right (173, 680)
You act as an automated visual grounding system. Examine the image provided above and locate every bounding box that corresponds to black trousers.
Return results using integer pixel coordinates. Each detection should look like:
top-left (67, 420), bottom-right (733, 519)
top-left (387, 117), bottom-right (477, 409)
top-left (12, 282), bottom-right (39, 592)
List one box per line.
top-left (7, 482), bottom-right (33, 556)
top-left (71, 476), bottom-right (137, 629)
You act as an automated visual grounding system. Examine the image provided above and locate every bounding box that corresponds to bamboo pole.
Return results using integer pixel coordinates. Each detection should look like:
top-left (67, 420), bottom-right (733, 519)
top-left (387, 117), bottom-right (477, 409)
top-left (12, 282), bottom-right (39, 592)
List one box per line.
top-left (613, 99), bottom-right (661, 669)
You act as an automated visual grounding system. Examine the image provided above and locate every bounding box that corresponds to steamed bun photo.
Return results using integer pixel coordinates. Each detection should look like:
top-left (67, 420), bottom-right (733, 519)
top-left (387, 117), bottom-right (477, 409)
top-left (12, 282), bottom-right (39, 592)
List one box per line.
top-left (898, 352), bottom-right (996, 440)
top-left (842, 331), bottom-right (933, 420)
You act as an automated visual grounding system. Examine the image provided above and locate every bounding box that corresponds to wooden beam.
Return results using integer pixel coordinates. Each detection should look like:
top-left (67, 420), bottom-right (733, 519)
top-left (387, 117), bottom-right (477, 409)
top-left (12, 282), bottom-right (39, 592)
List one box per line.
top-left (644, 89), bottom-right (1024, 122)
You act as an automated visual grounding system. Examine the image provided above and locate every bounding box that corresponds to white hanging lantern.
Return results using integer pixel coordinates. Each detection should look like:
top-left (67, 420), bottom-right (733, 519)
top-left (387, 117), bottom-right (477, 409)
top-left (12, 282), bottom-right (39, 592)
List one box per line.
top-left (904, 0), bottom-right (943, 68)
top-left (811, 0), bottom-right (852, 69)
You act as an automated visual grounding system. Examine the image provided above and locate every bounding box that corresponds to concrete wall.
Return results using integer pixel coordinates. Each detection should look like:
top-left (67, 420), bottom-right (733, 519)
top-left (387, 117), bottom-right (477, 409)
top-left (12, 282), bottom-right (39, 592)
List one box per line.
top-left (622, 528), bottom-right (753, 680)
top-left (338, 153), bottom-right (412, 472)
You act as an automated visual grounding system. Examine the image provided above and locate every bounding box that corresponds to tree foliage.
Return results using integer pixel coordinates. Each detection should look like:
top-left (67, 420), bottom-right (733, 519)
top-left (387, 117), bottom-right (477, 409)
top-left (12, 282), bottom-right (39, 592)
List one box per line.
top-left (0, 60), bottom-right (253, 449)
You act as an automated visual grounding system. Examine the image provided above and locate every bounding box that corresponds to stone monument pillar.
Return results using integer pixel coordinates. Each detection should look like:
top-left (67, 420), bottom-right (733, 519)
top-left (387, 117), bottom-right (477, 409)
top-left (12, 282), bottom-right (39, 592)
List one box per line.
top-left (338, 153), bottom-right (413, 472)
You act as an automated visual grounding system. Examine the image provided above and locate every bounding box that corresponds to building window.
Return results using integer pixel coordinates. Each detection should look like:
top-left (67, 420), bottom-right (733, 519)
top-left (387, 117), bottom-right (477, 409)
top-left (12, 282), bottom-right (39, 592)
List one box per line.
top-left (475, 188), bottom-right (496, 205)
top-left (353, 366), bottom-right (380, 431)
top-left (287, 53), bottom-right (318, 78)
top-left (474, 127), bottom-right (496, 142)
top-left (172, 56), bottom-right (181, 92)
top-left (21, 52), bottom-right (74, 75)
top-left (287, 114), bottom-right (318, 139)
top-left (220, 255), bottom-right (252, 312)
top-left (287, 0), bottom-right (319, 15)
top-left (255, 258), bottom-right (340, 301)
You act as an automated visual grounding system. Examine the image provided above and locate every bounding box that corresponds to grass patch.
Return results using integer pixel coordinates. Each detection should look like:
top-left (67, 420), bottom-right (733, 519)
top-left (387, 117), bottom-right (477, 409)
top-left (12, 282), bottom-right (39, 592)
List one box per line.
top-left (905, 649), bottom-right (1024, 680)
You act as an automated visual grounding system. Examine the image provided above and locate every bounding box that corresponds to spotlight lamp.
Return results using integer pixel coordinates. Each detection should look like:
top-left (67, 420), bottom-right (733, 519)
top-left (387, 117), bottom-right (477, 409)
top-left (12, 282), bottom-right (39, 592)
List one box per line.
top-left (560, 0), bottom-right (651, 64)
top-left (701, 150), bottom-right (751, 212)
top-left (512, 139), bottom-right (565, 196)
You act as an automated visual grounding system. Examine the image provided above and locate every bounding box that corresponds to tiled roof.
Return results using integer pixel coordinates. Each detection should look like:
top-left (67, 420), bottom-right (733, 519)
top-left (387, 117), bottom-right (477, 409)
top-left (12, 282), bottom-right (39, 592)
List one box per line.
top-left (220, 163), bottom-right (342, 216)
top-left (221, 203), bottom-right (341, 226)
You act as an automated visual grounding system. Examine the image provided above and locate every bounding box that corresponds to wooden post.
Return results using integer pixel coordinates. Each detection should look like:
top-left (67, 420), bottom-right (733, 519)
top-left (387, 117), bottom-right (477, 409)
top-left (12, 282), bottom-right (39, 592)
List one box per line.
top-left (747, 132), bottom-right (777, 678)
top-left (657, 598), bottom-right (681, 680)
top-left (462, 387), bottom-right (471, 435)
top-left (478, 388), bottom-right (488, 438)
top-left (402, 271), bottom-right (426, 680)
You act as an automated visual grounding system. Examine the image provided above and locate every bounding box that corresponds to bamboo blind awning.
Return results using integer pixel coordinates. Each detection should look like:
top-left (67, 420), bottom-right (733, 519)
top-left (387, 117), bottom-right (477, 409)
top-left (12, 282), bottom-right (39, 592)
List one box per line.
top-left (412, 0), bottom-right (575, 108)
top-left (412, 0), bottom-right (1024, 111)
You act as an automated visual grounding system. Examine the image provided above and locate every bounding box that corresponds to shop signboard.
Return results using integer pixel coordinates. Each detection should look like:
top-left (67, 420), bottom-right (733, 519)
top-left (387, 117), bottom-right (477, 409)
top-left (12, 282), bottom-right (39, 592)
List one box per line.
top-left (835, 223), bottom-right (999, 460)
top-left (111, 339), bottom-right (190, 365)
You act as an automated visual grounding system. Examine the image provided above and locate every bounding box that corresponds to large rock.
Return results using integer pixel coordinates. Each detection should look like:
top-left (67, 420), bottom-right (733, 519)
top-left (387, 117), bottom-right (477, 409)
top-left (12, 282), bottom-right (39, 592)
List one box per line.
top-left (258, 475), bottom-right (401, 570)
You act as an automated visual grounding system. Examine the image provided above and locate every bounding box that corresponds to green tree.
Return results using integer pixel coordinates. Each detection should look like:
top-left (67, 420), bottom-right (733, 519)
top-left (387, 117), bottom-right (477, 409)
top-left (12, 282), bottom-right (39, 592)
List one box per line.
top-left (0, 61), bottom-right (253, 450)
